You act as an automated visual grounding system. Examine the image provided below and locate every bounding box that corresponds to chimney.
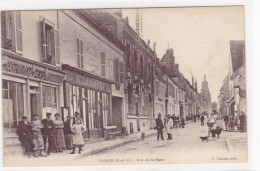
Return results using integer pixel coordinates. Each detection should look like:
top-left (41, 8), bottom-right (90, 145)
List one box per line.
top-left (153, 42), bottom-right (156, 52)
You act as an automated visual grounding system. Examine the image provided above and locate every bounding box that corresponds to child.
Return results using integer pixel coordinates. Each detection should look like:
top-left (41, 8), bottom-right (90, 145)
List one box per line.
top-left (70, 118), bottom-right (85, 154)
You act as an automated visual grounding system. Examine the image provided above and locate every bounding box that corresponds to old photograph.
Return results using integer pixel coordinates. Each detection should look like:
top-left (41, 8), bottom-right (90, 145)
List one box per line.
top-left (1, 6), bottom-right (247, 166)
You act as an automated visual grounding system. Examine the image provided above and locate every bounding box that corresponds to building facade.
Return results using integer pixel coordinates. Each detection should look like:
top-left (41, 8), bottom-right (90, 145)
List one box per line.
top-left (2, 10), bottom-right (65, 155)
top-left (199, 75), bottom-right (212, 114)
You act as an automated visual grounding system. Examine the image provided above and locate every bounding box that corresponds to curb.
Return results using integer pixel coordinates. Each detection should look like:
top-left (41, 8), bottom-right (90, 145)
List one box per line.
top-left (74, 131), bottom-right (157, 160)
top-left (225, 139), bottom-right (234, 152)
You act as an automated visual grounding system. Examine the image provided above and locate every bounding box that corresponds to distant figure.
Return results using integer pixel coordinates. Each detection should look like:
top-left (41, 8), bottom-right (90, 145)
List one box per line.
top-left (165, 115), bottom-right (173, 140)
top-left (181, 118), bottom-right (185, 128)
top-left (17, 116), bottom-right (34, 157)
top-left (197, 114), bottom-right (200, 120)
top-left (200, 115), bottom-right (205, 126)
top-left (193, 115), bottom-right (196, 123)
top-left (223, 115), bottom-right (229, 130)
top-left (156, 113), bottom-right (164, 140)
top-left (213, 116), bottom-right (223, 138)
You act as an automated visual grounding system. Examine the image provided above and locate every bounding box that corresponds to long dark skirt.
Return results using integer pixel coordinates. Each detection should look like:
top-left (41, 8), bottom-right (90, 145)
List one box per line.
top-left (53, 128), bottom-right (66, 149)
top-left (65, 134), bottom-right (73, 150)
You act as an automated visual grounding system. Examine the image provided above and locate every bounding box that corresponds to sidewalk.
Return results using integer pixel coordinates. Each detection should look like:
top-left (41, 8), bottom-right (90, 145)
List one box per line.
top-left (222, 129), bottom-right (247, 152)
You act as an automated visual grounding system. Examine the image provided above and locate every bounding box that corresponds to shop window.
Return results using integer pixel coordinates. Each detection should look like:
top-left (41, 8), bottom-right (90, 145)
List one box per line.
top-left (2, 80), bottom-right (24, 132)
top-left (77, 38), bottom-right (83, 69)
top-left (88, 89), bottom-right (95, 129)
top-left (102, 93), bottom-right (109, 127)
top-left (100, 52), bottom-right (105, 77)
top-left (42, 85), bottom-right (58, 118)
top-left (1, 11), bottom-right (23, 53)
top-left (41, 18), bottom-right (60, 66)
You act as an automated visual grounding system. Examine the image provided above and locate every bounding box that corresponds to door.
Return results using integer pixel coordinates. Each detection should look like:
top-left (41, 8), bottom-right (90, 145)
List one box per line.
top-left (30, 94), bottom-right (37, 121)
top-left (112, 97), bottom-right (123, 132)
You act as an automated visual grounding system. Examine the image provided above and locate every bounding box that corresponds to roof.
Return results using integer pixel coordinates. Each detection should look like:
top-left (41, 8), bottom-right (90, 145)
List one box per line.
top-left (230, 40), bottom-right (245, 72)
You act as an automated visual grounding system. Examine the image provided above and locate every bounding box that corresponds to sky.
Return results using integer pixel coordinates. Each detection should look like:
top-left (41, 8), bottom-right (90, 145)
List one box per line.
top-left (122, 6), bottom-right (245, 102)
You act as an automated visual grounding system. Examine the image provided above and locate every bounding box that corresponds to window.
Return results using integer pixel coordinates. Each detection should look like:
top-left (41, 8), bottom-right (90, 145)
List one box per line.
top-left (140, 55), bottom-right (143, 75)
top-left (1, 11), bottom-right (23, 53)
top-left (77, 38), bottom-right (83, 69)
top-left (42, 85), bottom-right (58, 117)
top-left (109, 59), bottom-right (114, 80)
top-left (41, 18), bottom-right (60, 66)
top-left (102, 93), bottom-right (109, 127)
top-left (87, 89), bottom-right (94, 129)
top-left (100, 52), bottom-right (105, 77)
top-left (69, 85), bottom-right (80, 117)
top-left (2, 80), bottom-right (24, 132)
top-left (114, 58), bottom-right (120, 82)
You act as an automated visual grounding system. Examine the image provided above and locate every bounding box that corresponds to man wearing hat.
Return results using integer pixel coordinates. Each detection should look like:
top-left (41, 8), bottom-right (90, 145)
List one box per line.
top-left (17, 116), bottom-right (34, 157)
top-left (41, 113), bottom-right (55, 155)
top-left (71, 112), bottom-right (83, 127)
top-left (156, 113), bottom-right (164, 140)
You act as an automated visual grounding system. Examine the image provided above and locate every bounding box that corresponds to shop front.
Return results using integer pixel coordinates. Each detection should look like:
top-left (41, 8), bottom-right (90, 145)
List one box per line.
top-left (62, 64), bottom-right (113, 141)
top-left (2, 50), bottom-right (65, 154)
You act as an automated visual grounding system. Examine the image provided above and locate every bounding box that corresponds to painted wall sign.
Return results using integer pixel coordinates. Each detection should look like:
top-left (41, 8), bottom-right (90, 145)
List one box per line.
top-left (66, 70), bottom-right (111, 93)
top-left (2, 58), bottom-right (64, 84)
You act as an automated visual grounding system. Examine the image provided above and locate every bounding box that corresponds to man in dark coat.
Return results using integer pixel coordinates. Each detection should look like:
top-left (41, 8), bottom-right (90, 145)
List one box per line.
top-left (71, 112), bottom-right (83, 126)
top-left (200, 115), bottom-right (205, 126)
top-left (156, 113), bottom-right (164, 140)
top-left (64, 116), bottom-right (73, 150)
top-left (17, 116), bottom-right (34, 157)
top-left (41, 113), bottom-right (55, 155)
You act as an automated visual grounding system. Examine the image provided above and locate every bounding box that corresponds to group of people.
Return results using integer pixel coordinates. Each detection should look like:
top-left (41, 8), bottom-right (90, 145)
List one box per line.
top-left (17, 112), bottom-right (85, 158)
top-left (155, 113), bottom-right (184, 141)
top-left (206, 113), bottom-right (224, 138)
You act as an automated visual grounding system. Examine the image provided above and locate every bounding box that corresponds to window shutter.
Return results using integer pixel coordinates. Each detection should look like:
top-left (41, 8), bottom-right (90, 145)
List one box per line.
top-left (100, 52), bottom-right (105, 77)
top-left (14, 11), bottom-right (23, 54)
top-left (54, 29), bottom-right (60, 66)
top-left (80, 40), bottom-right (84, 69)
top-left (114, 58), bottom-right (119, 82)
top-left (119, 61), bottom-right (124, 83)
top-left (41, 19), bottom-right (47, 62)
top-left (76, 38), bottom-right (80, 68)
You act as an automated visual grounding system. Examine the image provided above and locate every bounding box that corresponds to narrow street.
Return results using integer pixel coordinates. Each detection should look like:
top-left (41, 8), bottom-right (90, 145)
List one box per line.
top-left (78, 122), bottom-right (247, 164)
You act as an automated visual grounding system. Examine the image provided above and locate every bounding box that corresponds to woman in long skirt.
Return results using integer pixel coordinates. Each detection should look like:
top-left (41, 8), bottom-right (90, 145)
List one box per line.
top-left (31, 115), bottom-right (46, 157)
top-left (53, 113), bottom-right (66, 152)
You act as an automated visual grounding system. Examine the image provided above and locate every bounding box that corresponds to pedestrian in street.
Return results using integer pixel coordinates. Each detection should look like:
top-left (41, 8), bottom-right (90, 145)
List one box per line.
top-left (156, 113), bottom-right (164, 140)
top-left (41, 113), bottom-right (55, 155)
top-left (193, 114), bottom-right (196, 123)
top-left (53, 113), bottom-right (66, 153)
top-left (31, 115), bottom-right (46, 157)
top-left (207, 113), bottom-right (216, 138)
top-left (223, 115), bottom-right (229, 130)
top-left (166, 115), bottom-right (173, 140)
top-left (200, 115), bottom-right (205, 126)
top-left (17, 116), bottom-right (34, 158)
top-left (239, 111), bottom-right (247, 132)
top-left (70, 118), bottom-right (85, 154)
top-left (181, 118), bottom-right (185, 128)
top-left (64, 116), bottom-right (73, 150)
top-left (214, 116), bottom-right (223, 138)
top-left (197, 114), bottom-right (200, 120)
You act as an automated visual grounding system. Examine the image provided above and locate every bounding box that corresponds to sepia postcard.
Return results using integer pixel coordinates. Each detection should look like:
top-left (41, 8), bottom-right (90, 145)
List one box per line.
top-left (1, 6), bottom-right (247, 167)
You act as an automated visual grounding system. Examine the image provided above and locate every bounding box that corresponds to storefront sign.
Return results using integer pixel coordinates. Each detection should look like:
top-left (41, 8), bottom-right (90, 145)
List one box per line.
top-left (2, 60), bottom-right (63, 84)
top-left (66, 70), bottom-right (111, 93)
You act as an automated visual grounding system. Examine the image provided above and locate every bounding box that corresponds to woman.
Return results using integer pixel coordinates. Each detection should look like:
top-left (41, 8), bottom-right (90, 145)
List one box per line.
top-left (207, 113), bottom-right (216, 138)
top-left (166, 115), bottom-right (173, 140)
top-left (31, 115), bottom-right (46, 157)
top-left (53, 113), bottom-right (66, 152)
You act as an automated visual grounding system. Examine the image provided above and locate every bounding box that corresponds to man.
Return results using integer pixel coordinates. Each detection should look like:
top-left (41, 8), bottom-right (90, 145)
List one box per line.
top-left (17, 116), bottom-right (34, 157)
top-left (223, 115), bottom-right (229, 130)
top-left (193, 114), bottom-right (196, 123)
top-left (156, 113), bottom-right (164, 140)
top-left (200, 114), bottom-right (205, 126)
top-left (64, 116), bottom-right (73, 150)
top-left (71, 112), bottom-right (83, 127)
top-left (41, 113), bottom-right (54, 155)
